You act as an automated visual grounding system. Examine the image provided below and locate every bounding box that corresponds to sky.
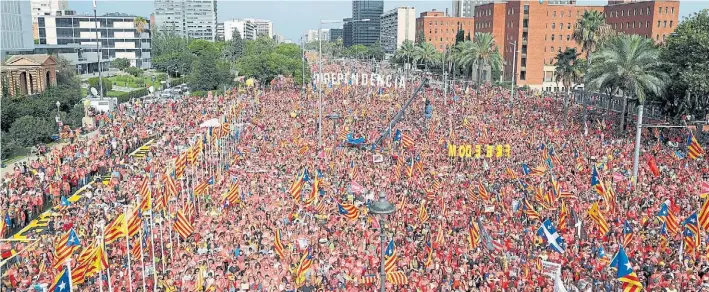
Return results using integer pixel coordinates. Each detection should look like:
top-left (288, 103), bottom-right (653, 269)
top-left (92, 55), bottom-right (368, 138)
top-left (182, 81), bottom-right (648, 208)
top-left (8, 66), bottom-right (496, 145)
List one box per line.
top-left (69, 0), bottom-right (708, 41)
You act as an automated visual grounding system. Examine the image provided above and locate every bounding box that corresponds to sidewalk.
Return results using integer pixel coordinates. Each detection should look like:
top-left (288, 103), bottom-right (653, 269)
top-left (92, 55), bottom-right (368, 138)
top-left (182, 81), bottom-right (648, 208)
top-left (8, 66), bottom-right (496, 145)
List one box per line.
top-left (0, 130), bottom-right (100, 177)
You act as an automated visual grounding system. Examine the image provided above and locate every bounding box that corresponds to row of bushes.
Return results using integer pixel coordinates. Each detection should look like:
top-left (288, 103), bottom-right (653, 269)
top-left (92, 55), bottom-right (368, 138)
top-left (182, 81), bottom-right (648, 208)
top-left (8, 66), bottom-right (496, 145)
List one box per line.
top-left (108, 88), bottom-right (149, 103)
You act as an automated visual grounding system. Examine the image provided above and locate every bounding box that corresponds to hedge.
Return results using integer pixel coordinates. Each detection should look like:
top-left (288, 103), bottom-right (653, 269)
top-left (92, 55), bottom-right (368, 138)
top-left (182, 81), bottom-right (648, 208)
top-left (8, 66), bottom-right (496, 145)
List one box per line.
top-left (107, 88), bottom-right (149, 103)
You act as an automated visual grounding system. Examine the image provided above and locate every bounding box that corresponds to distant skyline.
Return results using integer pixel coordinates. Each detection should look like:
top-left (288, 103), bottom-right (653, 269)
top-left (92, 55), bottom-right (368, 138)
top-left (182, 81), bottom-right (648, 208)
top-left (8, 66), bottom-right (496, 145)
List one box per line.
top-left (69, 0), bottom-right (708, 42)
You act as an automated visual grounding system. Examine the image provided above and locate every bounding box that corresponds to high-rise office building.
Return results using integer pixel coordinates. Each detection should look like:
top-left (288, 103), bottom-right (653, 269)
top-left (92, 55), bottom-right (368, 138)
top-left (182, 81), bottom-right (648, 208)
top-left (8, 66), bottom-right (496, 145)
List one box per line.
top-left (352, 0), bottom-right (383, 46)
top-left (452, 0), bottom-right (494, 17)
top-left (380, 7), bottom-right (416, 53)
top-left (153, 0), bottom-right (217, 41)
top-left (1, 0), bottom-right (35, 58)
top-left (343, 18), bottom-right (353, 47)
top-left (36, 11), bottom-right (152, 69)
top-left (416, 10), bottom-right (474, 52)
top-left (223, 19), bottom-right (256, 41)
top-left (273, 34), bottom-right (286, 44)
top-left (244, 18), bottom-right (273, 39)
top-left (329, 28), bottom-right (343, 42)
top-left (474, 0), bottom-right (678, 90)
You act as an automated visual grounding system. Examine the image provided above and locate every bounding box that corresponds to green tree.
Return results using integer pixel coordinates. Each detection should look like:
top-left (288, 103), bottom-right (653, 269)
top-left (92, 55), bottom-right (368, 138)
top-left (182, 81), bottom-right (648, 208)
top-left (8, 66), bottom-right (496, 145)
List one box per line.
top-left (134, 16), bottom-right (148, 68)
top-left (553, 48), bottom-right (583, 119)
top-left (416, 31), bottom-right (426, 45)
top-left (111, 58), bottom-right (131, 71)
top-left (225, 29), bottom-right (245, 61)
top-left (657, 9), bottom-right (709, 119)
top-left (367, 41), bottom-right (385, 61)
top-left (0, 133), bottom-right (19, 159)
top-left (457, 40), bottom-right (478, 82)
top-left (189, 52), bottom-right (233, 91)
top-left (586, 35), bottom-right (668, 133)
top-left (88, 77), bottom-right (113, 96)
top-left (455, 30), bottom-right (465, 45)
top-left (471, 32), bottom-right (503, 85)
top-left (188, 40), bottom-right (219, 57)
top-left (9, 115), bottom-right (56, 147)
top-left (573, 10), bottom-right (614, 122)
top-left (55, 56), bottom-right (79, 88)
top-left (414, 42), bottom-right (438, 71)
top-left (394, 40), bottom-right (416, 75)
top-left (347, 45), bottom-right (368, 59)
top-left (151, 32), bottom-right (192, 74)
top-left (125, 66), bottom-right (143, 77)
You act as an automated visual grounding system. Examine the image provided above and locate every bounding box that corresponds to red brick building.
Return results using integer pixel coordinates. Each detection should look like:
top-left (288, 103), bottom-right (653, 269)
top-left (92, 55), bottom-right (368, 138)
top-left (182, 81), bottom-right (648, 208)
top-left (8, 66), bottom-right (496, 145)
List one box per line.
top-left (469, 0), bottom-right (678, 90)
top-left (415, 10), bottom-right (475, 52)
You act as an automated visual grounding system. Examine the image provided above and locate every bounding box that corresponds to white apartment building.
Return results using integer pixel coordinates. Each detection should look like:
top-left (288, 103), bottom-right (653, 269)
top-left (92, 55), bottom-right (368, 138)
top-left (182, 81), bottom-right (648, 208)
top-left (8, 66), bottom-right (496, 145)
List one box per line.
top-left (1, 0), bottom-right (35, 58)
top-left (36, 12), bottom-right (152, 68)
top-left (243, 18), bottom-right (273, 39)
top-left (380, 7), bottom-right (416, 53)
top-left (30, 0), bottom-right (67, 17)
top-left (305, 29), bottom-right (329, 43)
top-left (153, 0), bottom-right (217, 41)
top-left (223, 19), bottom-right (256, 41)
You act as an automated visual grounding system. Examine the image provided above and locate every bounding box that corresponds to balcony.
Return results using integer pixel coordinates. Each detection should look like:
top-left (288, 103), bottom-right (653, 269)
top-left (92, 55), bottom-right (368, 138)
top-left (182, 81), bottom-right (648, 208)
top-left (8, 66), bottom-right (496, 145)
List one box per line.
top-left (523, 14), bottom-right (529, 20)
top-left (522, 39), bottom-right (527, 45)
top-left (523, 27), bottom-right (528, 32)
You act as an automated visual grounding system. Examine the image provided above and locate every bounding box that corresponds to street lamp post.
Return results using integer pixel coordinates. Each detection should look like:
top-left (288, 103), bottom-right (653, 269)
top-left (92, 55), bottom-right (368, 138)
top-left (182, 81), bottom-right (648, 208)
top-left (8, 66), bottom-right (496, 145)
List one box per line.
top-left (301, 35), bottom-right (306, 97)
top-left (509, 41), bottom-right (517, 106)
top-left (319, 19), bottom-right (369, 149)
top-left (368, 191), bottom-right (396, 292)
top-left (93, 0), bottom-right (104, 99)
top-left (55, 101), bottom-right (61, 137)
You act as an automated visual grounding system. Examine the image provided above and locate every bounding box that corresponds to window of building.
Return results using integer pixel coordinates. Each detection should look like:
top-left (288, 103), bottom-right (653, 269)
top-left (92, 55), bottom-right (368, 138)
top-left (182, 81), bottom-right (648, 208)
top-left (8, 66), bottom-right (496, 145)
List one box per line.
top-left (621, 10), bottom-right (624, 17)
top-left (552, 23), bottom-right (556, 29)
top-left (553, 11), bottom-right (556, 17)
top-left (551, 46), bottom-right (554, 51)
top-left (520, 71), bottom-right (526, 80)
top-left (656, 34), bottom-right (659, 40)
top-left (665, 7), bottom-right (668, 14)
top-left (658, 7), bottom-right (662, 14)
top-left (671, 7), bottom-right (674, 14)
top-left (567, 23), bottom-right (571, 29)
top-left (646, 21), bottom-right (649, 27)
top-left (567, 35), bottom-right (570, 41)
top-left (614, 23), bottom-right (617, 29)
top-left (524, 5), bottom-right (529, 14)
top-left (633, 8), bottom-right (636, 15)
top-left (640, 8), bottom-right (644, 15)
top-left (663, 21), bottom-right (667, 28)
top-left (670, 20), bottom-right (673, 27)
top-left (551, 34), bottom-right (555, 41)
top-left (658, 20), bottom-right (661, 27)
top-left (662, 34), bottom-right (666, 41)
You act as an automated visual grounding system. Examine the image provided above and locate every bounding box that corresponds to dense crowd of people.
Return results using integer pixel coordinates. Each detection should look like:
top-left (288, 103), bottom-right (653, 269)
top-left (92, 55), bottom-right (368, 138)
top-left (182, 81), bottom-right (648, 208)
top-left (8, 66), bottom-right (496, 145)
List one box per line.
top-left (1, 58), bottom-right (708, 292)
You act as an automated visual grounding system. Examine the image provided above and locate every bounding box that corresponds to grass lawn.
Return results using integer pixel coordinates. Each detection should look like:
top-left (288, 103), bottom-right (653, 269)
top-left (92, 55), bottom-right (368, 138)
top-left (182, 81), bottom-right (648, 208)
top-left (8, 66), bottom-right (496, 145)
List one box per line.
top-left (107, 75), bottom-right (164, 89)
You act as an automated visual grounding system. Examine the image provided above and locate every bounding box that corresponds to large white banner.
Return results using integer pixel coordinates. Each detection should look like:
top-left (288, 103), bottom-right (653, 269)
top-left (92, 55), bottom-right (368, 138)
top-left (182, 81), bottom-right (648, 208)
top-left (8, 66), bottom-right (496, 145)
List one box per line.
top-left (313, 72), bottom-right (406, 89)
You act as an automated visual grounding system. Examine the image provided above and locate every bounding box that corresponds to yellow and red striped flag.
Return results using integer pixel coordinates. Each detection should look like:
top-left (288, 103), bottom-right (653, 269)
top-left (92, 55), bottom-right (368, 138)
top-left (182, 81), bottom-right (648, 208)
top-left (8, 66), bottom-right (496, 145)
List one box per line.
top-left (223, 184), bottom-right (241, 206)
top-left (104, 213), bottom-right (126, 244)
top-left (587, 202), bottom-right (610, 235)
top-left (468, 224), bottom-right (480, 249)
top-left (173, 210), bottom-right (194, 239)
top-left (386, 271), bottom-right (408, 285)
top-left (274, 229), bottom-right (286, 259)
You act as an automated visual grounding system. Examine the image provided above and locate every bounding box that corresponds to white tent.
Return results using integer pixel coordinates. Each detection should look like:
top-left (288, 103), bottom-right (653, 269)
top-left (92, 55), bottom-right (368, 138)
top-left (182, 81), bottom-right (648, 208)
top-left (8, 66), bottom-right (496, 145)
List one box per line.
top-left (200, 118), bottom-right (221, 128)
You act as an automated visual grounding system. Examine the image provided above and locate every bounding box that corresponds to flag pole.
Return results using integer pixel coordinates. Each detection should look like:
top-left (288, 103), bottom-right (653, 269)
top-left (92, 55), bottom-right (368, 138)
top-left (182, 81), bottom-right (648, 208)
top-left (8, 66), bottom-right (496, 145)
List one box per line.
top-left (149, 211), bottom-right (158, 290)
top-left (124, 205), bottom-right (134, 292)
top-left (159, 218), bottom-right (167, 272)
top-left (168, 213), bottom-right (175, 262)
top-left (102, 223), bottom-right (113, 292)
top-left (138, 205), bottom-right (147, 292)
top-left (64, 258), bottom-right (74, 291)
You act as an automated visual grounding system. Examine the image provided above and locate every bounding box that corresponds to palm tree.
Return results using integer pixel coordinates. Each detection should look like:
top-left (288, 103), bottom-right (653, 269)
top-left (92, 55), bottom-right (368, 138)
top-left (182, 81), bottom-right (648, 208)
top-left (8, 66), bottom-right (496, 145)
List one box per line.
top-left (414, 42), bottom-right (438, 72)
top-left (471, 32), bottom-right (503, 85)
top-left (573, 10), bottom-right (614, 122)
top-left (586, 34), bottom-right (668, 134)
top-left (456, 40), bottom-right (479, 83)
top-left (554, 48), bottom-right (583, 119)
top-left (396, 40), bottom-right (416, 75)
top-left (134, 16), bottom-right (148, 68)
